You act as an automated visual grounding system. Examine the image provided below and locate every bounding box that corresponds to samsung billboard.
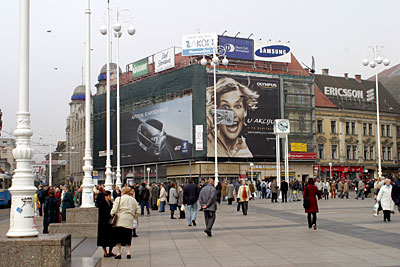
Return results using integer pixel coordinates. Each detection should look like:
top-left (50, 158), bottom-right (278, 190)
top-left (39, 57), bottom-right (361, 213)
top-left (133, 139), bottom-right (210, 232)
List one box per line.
top-left (119, 95), bottom-right (193, 164)
top-left (206, 74), bottom-right (280, 159)
top-left (254, 40), bottom-right (291, 63)
top-left (218, 36), bottom-right (254, 60)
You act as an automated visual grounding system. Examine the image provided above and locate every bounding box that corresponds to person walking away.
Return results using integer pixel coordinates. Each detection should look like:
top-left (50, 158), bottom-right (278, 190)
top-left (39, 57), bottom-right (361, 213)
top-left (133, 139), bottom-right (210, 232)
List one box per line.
top-left (249, 181), bottom-right (256, 199)
top-left (293, 179), bottom-right (301, 201)
top-left (61, 185), bottom-right (75, 222)
top-left (323, 179), bottom-right (330, 200)
top-left (111, 187), bottom-right (141, 259)
top-left (355, 179), bottom-right (365, 200)
top-left (338, 180), bottom-right (344, 198)
top-left (177, 185), bottom-right (185, 219)
top-left (97, 191), bottom-right (116, 257)
top-left (343, 180), bottom-right (349, 199)
top-left (256, 180), bottom-right (261, 199)
top-left (43, 189), bottom-right (58, 234)
top-left (226, 181), bottom-right (234, 205)
top-left (216, 182), bottom-right (222, 204)
top-left (168, 183), bottom-right (178, 219)
top-left (271, 179), bottom-right (278, 203)
top-left (139, 183), bottom-right (151, 216)
top-left (392, 175), bottom-right (400, 213)
top-left (183, 179), bottom-right (200, 226)
top-left (331, 180), bottom-right (337, 198)
top-left (280, 179), bottom-right (288, 203)
top-left (151, 183), bottom-right (159, 211)
top-left (237, 180), bottom-right (251, 215)
top-left (261, 180), bottom-right (267, 199)
top-left (377, 179), bottom-right (395, 222)
top-left (37, 185), bottom-right (46, 216)
top-left (303, 178), bottom-right (322, 230)
top-left (159, 184), bottom-right (167, 212)
top-left (221, 181), bottom-right (227, 201)
top-left (235, 181), bottom-right (241, 211)
top-left (315, 179), bottom-right (323, 198)
top-left (199, 178), bottom-right (217, 237)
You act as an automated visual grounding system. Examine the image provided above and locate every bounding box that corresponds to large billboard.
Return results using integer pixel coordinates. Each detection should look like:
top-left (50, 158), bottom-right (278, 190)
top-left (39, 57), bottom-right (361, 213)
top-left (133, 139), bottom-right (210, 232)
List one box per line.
top-left (182, 32), bottom-right (218, 56)
top-left (206, 74), bottom-right (280, 159)
top-left (154, 47), bottom-right (175, 73)
top-left (254, 40), bottom-right (291, 63)
top-left (219, 36), bottom-right (254, 60)
top-left (119, 95), bottom-right (193, 164)
top-left (131, 58), bottom-right (149, 78)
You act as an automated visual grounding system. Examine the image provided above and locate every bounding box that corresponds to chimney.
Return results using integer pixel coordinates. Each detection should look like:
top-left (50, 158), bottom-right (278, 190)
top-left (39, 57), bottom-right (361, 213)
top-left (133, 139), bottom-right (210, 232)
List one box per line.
top-left (355, 74), bottom-right (362, 82)
top-left (344, 73), bottom-right (348, 79)
top-left (322, 68), bottom-right (329, 75)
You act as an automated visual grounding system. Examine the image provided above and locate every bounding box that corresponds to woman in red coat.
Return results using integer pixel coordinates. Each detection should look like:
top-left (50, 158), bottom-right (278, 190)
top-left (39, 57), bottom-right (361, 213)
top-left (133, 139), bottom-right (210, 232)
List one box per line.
top-left (303, 178), bottom-right (322, 230)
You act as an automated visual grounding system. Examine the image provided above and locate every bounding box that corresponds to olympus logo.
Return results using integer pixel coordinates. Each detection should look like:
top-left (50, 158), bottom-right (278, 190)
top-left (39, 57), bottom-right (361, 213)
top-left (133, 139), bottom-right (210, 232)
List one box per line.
top-left (257, 82), bottom-right (278, 88)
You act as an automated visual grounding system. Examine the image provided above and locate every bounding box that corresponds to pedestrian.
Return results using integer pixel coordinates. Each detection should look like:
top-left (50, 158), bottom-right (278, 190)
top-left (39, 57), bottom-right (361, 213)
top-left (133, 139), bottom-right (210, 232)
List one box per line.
top-left (139, 183), bottom-right (151, 216)
top-left (111, 187), bottom-right (141, 259)
top-left (151, 183), bottom-right (159, 211)
top-left (280, 179), bottom-right (288, 203)
top-left (315, 179), bottom-right (323, 197)
top-left (199, 178), bottom-right (217, 237)
top-left (343, 180), bottom-right (349, 199)
top-left (293, 179), bottom-right (301, 201)
top-left (256, 180), bottom-right (261, 199)
top-left (43, 189), bottom-right (58, 234)
top-left (95, 186), bottom-right (105, 208)
top-left (338, 180), bottom-right (344, 198)
top-left (323, 179), bottom-right (330, 200)
top-left (303, 178), bottom-right (322, 230)
top-left (113, 186), bottom-right (121, 200)
top-left (377, 179), bottom-right (395, 222)
top-left (221, 181), bottom-right (227, 201)
top-left (249, 181), bottom-right (256, 199)
top-left (237, 180), bottom-right (251, 215)
top-left (177, 185), bottom-right (185, 219)
top-left (261, 180), bottom-right (267, 199)
top-left (266, 181), bottom-right (272, 199)
top-left (97, 191), bottom-right (116, 257)
top-left (61, 185), bottom-right (75, 222)
top-left (159, 184), bottom-right (167, 212)
top-left (37, 185), bottom-right (46, 216)
top-left (183, 179), bottom-right (200, 226)
top-left (392, 174), bottom-right (400, 213)
top-left (355, 179), bottom-right (365, 200)
top-left (226, 181), bottom-right (234, 205)
top-left (216, 182), bottom-right (222, 204)
top-left (235, 181), bottom-right (241, 211)
top-left (271, 179), bottom-right (278, 203)
top-left (74, 186), bottom-right (82, 207)
top-left (169, 183), bottom-right (178, 219)
top-left (331, 180), bottom-right (337, 198)
top-left (129, 187), bottom-right (139, 238)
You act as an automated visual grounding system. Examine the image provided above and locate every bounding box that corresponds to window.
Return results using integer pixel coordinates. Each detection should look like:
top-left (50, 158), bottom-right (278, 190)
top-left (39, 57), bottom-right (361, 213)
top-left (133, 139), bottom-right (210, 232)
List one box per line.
top-left (331, 121), bottom-right (337, 134)
top-left (364, 146), bottom-right (368, 160)
top-left (346, 122), bottom-right (350, 134)
top-left (387, 125), bottom-right (391, 137)
top-left (318, 144), bottom-right (324, 159)
top-left (388, 147), bottom-right (392, 160)
top-left (369, 123), bottom-right (373, 136)
top-left (317, 120), bottom-right (323, 133)
top-left (332, 145), bottom-right (338, 159)
top-left (382, 147), bottom-right (386, 160)
top-left (369, 146), bottom-right (374, 160)
top-left (363, 123), bottom-right (367, 135)
top-left (353, 145), bottom-right (357, 160)
top-left (346, 145), bottom-right (352, 159)
top-left (352, 122), bottom-right (356, 135)
top-left (299, 117), bottom-right (305, 131)
top-left (381, 125), bottom-right (385, 137)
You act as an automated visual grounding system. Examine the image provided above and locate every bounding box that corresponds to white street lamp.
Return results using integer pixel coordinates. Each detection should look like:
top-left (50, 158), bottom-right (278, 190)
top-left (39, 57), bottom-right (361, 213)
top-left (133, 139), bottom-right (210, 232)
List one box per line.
top-left (146, 167), bottom-right (151, 184)
top-left (81, 0), bottom-right (95, 207)
top-left (7, 0), bottom-right (39, 237)
top-left (362, 45), bottom-right (390, 178)
top-left (329, 162), bottom-right (332, 181)
top-left (200, 46), bottom-right (229, 186)
top-left (113, 8), bottom-right (135, 190)
top-left (250, 162), bottom-right (254, 183)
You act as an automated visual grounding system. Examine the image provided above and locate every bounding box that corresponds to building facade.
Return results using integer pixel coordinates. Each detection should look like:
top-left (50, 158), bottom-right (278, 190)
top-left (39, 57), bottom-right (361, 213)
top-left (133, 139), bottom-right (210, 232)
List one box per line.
top-left (315, 70), bottom-right (400, 181)
top-left (0, 138), bottom-right (16, 174)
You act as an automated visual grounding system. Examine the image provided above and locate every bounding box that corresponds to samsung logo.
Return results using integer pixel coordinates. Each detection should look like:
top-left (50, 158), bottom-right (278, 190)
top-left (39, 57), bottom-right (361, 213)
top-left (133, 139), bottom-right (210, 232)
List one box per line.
top-left (255, 45), bottom-right (290, 58)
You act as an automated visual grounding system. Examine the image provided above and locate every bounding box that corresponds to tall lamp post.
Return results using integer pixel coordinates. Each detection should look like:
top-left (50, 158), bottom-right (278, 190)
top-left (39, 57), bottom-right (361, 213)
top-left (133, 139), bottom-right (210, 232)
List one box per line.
top-left (329, 162), bottom-right (332, 182)
top-left (200, 46), bottom-right (229, 185)
top-left (112, 9), bottom-right (135, 189)
top-left (250, 162), bottom-right (254, 183)
top-left (362, 46), bottom-right (390, 178)
top-left (146, 167), bottom-right (150, 184)
top-left (7, 0), bottom-right (39, 237)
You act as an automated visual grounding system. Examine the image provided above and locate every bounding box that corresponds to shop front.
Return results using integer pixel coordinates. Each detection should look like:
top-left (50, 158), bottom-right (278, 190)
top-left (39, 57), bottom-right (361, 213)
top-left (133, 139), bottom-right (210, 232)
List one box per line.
top-left (320, 166), bottom-right (365, 181)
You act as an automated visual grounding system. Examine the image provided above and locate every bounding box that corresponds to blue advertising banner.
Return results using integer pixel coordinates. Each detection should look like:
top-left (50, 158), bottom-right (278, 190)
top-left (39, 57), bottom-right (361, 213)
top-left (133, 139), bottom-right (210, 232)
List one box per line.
top-left (219, 36), bottom-right (254, 60)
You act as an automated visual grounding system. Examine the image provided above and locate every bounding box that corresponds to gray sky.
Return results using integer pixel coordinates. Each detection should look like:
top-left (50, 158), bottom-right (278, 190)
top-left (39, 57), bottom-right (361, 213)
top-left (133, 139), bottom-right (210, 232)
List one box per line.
top-left (1, 0), bottom-right (399, 158)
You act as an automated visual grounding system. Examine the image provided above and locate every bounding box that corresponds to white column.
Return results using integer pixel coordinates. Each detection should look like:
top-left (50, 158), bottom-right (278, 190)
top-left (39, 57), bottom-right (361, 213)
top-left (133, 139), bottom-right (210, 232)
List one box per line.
top-left (7, 0), bottom-right (39, 238)
top-left (49, 135), bottom-right (52, 186)
top-left (375, 63), bottom-right (382, 178)
top-left (213, 47), bottom-right (219, 186)
top-left (81, 0), bottom-right (95, 207)
top-left (285, 135), bottom-right (289, 182)
top-left (104, 0), bottom-right (113, 191)
top-left (276, 135), bottom-right (280, 185)
top-left (115, 27), bottom-right (122, 189)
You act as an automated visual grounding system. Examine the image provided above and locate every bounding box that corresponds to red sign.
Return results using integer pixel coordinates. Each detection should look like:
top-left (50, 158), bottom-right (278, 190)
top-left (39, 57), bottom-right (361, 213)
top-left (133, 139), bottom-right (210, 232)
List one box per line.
top-left (320, 166), bottom-right (364, 172)
top-left (288, 152), bottom-right (317, 160)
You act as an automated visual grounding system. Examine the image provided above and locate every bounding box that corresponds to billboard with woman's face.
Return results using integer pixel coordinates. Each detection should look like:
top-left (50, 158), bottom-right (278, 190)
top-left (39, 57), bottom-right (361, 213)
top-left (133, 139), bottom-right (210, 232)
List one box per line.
top-left (206, 74), bottom-right (280, 159)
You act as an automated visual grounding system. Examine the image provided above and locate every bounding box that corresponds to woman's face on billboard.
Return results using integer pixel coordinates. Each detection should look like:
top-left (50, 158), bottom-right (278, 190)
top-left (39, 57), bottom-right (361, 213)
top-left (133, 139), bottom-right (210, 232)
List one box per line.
top-left (218, 89), bottom-right (246, 142)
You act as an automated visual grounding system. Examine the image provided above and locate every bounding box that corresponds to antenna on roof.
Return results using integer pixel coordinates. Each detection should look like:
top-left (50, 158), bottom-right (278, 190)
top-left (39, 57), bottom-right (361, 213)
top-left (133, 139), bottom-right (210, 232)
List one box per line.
top-left (235, 32), bottom-right (240, 38)
top-left (247, 33), bottom-right (253, 39)
top-left (221, 30), bottom-right (227, 36)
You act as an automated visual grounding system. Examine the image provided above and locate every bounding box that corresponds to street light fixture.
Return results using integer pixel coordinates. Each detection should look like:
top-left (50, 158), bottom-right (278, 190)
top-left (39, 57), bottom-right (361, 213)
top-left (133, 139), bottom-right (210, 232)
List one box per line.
top-left (250, 162), bottom-right (254, 183)
top-left (329, 162), bottom-right (332, 181)
top-left (112, 8), bottom-right (135, 190)
top-left (362, 45), bottom-right (390, 178)
top-left (146, 167), bottom-right (150, 184)
top-left (200, 45), bottom-right (229, 186)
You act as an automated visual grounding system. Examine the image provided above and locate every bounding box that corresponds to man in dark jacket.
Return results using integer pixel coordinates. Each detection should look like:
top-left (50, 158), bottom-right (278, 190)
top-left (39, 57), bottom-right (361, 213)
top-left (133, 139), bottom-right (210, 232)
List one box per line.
top-left (139, 183), bottom-right (151, 216)
top-left (199, 179), bottom-right (217, 237)
top-left (183, 179), bottom-right (200, 226)
top-left (61, 185), bottom-right (74, 221)
top-left (281, 179), bottom-right (289, 202)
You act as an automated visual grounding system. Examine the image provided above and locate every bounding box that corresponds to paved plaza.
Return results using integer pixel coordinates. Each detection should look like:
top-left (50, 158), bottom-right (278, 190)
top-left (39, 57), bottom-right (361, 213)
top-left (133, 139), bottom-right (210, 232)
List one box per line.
top-left (1, 193), bottom-right (400, 266)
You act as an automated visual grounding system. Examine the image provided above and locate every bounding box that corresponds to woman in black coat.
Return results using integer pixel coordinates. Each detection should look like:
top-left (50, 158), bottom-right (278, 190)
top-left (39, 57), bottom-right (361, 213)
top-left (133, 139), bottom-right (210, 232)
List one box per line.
top-left (97, 191), bottom-right (116, 257)
top-left (43, 189), bottom-right (59, 234)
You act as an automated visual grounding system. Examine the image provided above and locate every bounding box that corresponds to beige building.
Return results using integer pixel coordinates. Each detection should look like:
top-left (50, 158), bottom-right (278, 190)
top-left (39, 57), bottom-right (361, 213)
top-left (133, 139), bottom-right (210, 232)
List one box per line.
top-left (0, 138), bottom-right (16, 173)
top-left (315, 70), bottom-right (400, 181)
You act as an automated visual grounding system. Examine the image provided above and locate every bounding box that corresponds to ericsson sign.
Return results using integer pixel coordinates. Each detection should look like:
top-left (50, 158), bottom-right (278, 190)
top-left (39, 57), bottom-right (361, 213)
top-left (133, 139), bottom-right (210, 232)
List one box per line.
top-left (324, 86), bottom-right (364, 100)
